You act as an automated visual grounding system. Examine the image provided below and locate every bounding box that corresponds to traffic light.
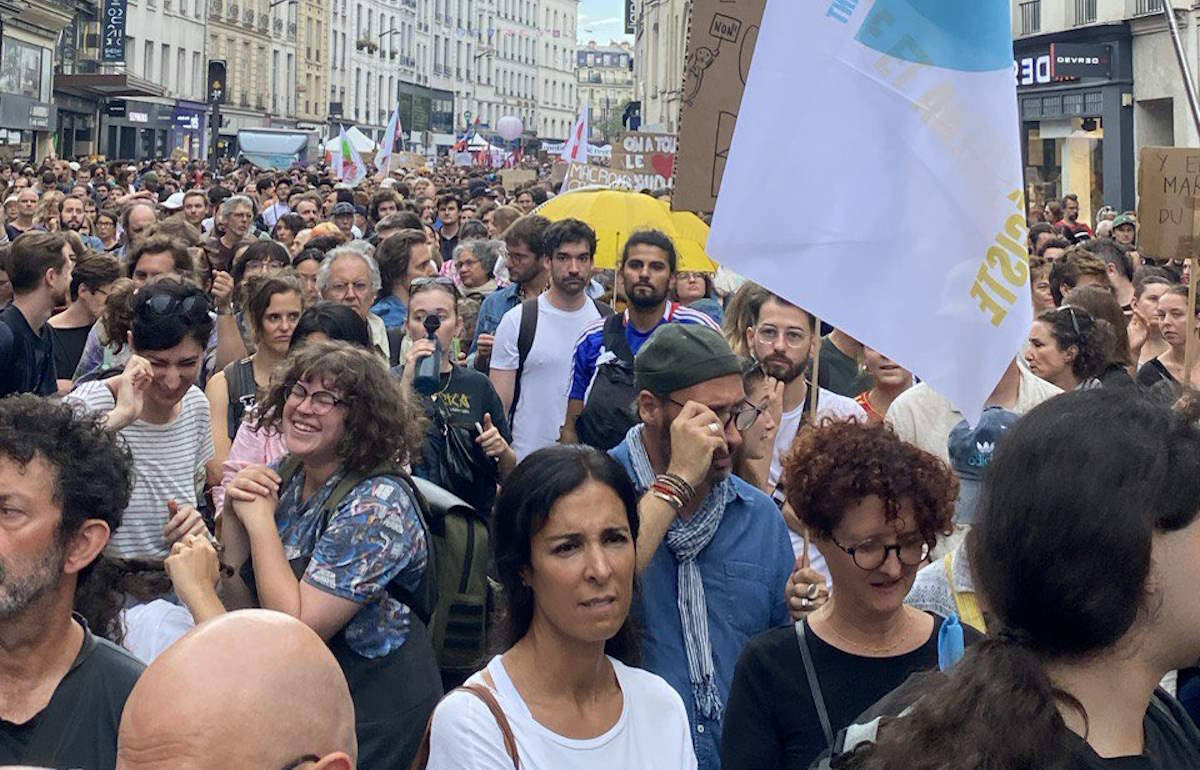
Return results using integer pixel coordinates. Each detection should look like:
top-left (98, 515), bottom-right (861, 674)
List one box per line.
top-left (207, 60), bottom-right (227, 105)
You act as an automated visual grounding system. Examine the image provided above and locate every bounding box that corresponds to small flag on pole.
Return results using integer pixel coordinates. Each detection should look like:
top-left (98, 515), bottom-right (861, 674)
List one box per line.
top-left (333, 124), bottom-right (367, 187)
top-left (560, 109), bottom-right (590, 164)
top-left (376, 105), bottom-right (403, 176)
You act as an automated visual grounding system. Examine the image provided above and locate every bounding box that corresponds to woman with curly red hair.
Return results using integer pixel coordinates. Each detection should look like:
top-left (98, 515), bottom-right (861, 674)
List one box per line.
top-left (721, 419), bottom-right (979, 770)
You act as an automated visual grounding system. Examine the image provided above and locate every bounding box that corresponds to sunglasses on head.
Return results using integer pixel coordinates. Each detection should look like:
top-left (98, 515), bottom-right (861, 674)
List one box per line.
top-left (409, 276), bottom-right (459, 298)
top-left (138, 293), bottom-right (211, 321)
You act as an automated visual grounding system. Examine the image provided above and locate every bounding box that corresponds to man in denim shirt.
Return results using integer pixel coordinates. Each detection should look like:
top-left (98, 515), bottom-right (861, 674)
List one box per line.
top-left (609, 324), bottom-right (794, 770)
top-left (470, 215), bottom-right (551, 372)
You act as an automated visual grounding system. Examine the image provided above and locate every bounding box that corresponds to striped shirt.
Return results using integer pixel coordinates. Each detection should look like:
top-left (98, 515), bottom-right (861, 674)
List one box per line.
top-left (68, 382), bottom-right (215, 559)
top-left (568, 302), bottom-right (720, 402)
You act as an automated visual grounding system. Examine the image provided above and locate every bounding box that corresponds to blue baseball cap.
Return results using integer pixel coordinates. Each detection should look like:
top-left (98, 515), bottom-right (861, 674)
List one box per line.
top-left (947, 407), bottom-right (1020, 524)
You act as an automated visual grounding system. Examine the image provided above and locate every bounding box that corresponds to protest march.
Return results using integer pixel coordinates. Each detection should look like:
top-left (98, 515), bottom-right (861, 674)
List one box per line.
top-left (4, 1), bottom-right (1200, 769)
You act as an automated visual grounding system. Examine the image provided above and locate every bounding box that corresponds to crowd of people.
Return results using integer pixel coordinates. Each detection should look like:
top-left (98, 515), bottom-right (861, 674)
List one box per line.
top-left (1, 156), bottom-right (1199, 770)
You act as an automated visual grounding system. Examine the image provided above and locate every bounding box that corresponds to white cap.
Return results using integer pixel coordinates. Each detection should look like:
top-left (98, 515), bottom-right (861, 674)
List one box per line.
top-left (162, 191), bottom-right (186, 210)
top-left (68, 161), bottom-right (80, 171)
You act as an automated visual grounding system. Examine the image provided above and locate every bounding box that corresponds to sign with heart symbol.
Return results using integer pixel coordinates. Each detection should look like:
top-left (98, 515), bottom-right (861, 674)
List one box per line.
top-left (611, 131), bottom-right (678, 189)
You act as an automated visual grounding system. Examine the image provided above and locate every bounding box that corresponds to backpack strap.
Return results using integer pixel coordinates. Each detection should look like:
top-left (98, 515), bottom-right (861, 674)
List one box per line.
top-left (509, 297), bottom-right (540, 422)
top-left (222, 357), bottom-right (257, 439)
top-left (387, 325), bottom-right (406, 367)
top-left (795, 620), bottom-right (835, 750)
top-left (592, 297), bottom-right (615, 318)
top-left (601, 311), bottom-right (634, 364)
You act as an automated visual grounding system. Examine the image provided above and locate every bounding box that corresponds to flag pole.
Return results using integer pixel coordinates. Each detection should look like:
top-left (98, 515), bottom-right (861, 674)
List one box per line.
top-left (1160, 2), bottom-right (1200, 381)
top-left (807, 318), bottom-right (822, 423)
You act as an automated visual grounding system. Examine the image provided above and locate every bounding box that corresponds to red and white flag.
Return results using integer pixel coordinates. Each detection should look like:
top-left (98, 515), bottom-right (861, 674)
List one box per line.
top-left (560, 110), bottom-right (590, 164)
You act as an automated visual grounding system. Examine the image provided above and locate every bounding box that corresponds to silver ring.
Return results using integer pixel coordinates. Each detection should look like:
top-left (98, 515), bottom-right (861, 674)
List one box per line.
top-left (805, 583), bottom-right (820, 600)
top-left (707, 422), bottom-right (720, 433)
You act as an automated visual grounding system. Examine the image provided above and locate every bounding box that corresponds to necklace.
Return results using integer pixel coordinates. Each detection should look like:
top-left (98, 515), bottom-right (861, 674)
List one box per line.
top-left (429, 366), bottom-right (453, 401)
top-left (814, 608), bottom-right (917, 656)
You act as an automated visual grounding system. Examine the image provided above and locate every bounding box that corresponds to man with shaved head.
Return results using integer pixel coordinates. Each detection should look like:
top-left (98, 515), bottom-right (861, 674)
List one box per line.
top-left (117, 610), bottom-right (356, 770)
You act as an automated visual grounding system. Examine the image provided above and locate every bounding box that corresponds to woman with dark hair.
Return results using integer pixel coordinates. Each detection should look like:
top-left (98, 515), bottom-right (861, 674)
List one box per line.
top-left (1024, 305), bottom-right (1112, 391)
top-left (420, 445), bottom-right (697, 768)
top-left (673, 271), bottom-right (714, 305)
top-left (205, 270), bottom-right (304, 466)
top-left (94, 208), bottom-right (120, 252)
top-left (722, 419), bottom-right (971, 770)
top-left (174, 340), bottom-right (441, 769)
top-left (837, 389), bottom-right (1200, 770)
top-left (271, 212), bottom-right (306, 249)
top-left (1063, 284), bottom-right (1136, 387)
top-left (216, 301), bottom-right (371, 508)
top-left (731, 359), bottom-right (781, 492)
top-left (1138, 285), bottom-right (1200, 393)
top-left (292, 247), bottom-right (323, 304)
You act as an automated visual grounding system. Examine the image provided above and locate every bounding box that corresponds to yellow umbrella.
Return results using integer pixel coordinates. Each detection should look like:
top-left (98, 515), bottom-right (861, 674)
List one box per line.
top-left (532, 187), bottom-right (718, 271)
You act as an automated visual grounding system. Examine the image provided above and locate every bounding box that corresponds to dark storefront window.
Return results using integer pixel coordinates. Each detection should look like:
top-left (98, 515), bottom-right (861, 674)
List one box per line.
top-left (0, 38), bottom-right (48, 101)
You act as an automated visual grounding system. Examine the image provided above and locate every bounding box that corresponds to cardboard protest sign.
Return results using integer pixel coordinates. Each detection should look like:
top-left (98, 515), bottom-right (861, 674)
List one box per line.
top-left (672, 0), bottom-right (767, 213)
top-left (550, 161), bottom-right (569, 188)
top-left (395, 151), bottom-right (427, 170)
top-left (501, 168), bottom-right (536, 189)
top-left (454, 152), bottom-right (473, 167)
top-left (610, 132), bottom-right (676, 190)
top-left (562, 163), bottom-right (632, 192)
top-left (1137, 146), bottom-right (1200, 262)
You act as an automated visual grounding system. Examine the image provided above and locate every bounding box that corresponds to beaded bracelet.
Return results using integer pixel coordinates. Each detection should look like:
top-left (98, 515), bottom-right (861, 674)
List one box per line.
top-left (650, 488), bottom-right (685, 511)
top-left (655, 473), bottom-right (696, 506)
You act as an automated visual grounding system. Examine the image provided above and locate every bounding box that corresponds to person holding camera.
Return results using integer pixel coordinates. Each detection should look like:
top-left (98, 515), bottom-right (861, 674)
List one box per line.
top-left (394, 276), bottom-right (516, 515)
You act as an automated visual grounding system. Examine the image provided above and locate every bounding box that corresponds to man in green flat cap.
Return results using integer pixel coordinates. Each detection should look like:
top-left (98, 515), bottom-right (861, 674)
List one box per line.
top-left (607, 323), bottom-right (794, 770)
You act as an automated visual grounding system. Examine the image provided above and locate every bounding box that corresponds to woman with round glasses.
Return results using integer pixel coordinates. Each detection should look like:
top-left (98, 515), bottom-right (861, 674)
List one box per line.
top-left (195, 340), bottom-right (442, 768)
top-left (722, 419), bottom-right (973, 770)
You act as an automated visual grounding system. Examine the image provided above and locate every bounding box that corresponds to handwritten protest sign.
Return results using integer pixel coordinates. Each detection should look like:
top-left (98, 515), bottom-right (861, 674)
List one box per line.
top-left (1138, 146), bottom-right (1200, 261)
top-left (673, 0), bottom-right (767, 213)
top-left (609, 132), bottom-right (676, 190)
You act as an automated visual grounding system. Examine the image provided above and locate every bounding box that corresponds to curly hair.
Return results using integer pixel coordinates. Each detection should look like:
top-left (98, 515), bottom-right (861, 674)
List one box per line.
top-left (784, 419), bottom-right (957, 543)
top-left (252, 340), bottom-right (428, 472)
top-left (1037, 305), bottom-right (1109, 381)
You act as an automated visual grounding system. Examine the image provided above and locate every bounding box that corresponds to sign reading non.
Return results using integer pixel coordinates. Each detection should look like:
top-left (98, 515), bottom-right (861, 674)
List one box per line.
top-left (1137, 146), bottom-right (1200, 261)
top-left (101, 0), bottom-right (127, 62)
top-left (206, 59), bottom-right (227, 104)
top-left (610, 131), bottom-right (676, 190)
top-left (1050, 43), bottom-right (1111, 80)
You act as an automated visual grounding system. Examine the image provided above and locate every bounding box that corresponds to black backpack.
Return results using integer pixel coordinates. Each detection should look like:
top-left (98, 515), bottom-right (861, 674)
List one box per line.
top-left (275, 456), bottom-right (491, 685)
top-left (574, 312), bottom-right (638, 451)
top-left (510, 295), bottom-right (614, 423)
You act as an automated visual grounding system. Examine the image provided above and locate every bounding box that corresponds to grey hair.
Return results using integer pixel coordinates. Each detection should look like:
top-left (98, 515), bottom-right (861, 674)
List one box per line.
top-left (316, 246), bottom-right (382, 294)
top-left (219, 194), bottom-right (254, 218)
top-left (453, 238), bottom-right (504, 275)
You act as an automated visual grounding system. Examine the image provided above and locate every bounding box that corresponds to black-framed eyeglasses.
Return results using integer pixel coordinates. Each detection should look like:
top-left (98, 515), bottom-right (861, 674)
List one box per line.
top-left (280, 755), bottom-right (321, 770)
top-left (286, 381), bottom-right (344, 415)
top-left (667, 397), bottom-right (762, 432)
top-left (830, 533), bottom-right (930, 571)
top-left (138, 293), bottom-right (211, 321)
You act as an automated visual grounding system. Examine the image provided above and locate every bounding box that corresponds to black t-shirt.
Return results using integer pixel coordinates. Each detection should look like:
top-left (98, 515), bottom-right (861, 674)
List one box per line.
top-left (0, 303), bottom-right (57, 397)
top-left (1066, 690), bottom-right (1200, 770)
top-left (721, 613), bottom-right (981, 770)
top-left (48, 323), bottom-right (92, 380)
top-left (392, 364), bottom-right (511, 512)
top-left (0, 617), bottom-right (144, 770)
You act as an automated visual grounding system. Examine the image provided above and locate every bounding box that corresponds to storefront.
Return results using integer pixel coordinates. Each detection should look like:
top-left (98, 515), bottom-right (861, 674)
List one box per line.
top-left (396, 81), bottom-right (454, 155)
top-left (171, 101), bottom-right (207, 160)
top-left (103, 99), bottom-right (175, 160)
top-left (1014, 23), bottom-right (1135, 222)
top-left (0, 31), bottom-right (60, 162)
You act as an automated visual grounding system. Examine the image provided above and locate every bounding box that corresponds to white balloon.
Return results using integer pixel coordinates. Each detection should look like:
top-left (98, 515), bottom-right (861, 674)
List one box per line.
top-left (497, 115), bottom-right (524, 142)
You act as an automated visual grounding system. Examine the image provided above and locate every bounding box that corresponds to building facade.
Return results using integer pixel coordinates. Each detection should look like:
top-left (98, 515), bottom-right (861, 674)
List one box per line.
top-left (206, 0), bottom-right (274, 144)
top-left (576, 40), bottom-right (633, 142)
top-left (1, 0), bottom-right (70, 161)
top-left (533, 0), bottom-right (576, 140)
top-left (1011, 0), bottom-right (1200, 219)
top-left (295, 0), bottom-right (330, 127)
top-left (631, 0), bottom-right (685, 133)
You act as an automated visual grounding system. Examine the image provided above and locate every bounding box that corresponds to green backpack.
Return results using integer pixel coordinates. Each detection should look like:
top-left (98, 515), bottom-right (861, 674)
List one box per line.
top-left (276, 455), bottom-right (491, 683)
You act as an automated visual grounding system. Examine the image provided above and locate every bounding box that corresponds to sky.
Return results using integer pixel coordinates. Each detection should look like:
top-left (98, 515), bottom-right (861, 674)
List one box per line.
top-left (578, 0), bottom-right (632, 44)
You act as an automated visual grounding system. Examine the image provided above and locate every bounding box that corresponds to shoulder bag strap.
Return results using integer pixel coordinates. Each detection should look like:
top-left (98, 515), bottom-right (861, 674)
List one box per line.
top-left (409, 673), bottom-right (521, 770)
top-left (795, 620), bottom-right (835, 750)
top-left (601, 311), bottom-right (634, 363)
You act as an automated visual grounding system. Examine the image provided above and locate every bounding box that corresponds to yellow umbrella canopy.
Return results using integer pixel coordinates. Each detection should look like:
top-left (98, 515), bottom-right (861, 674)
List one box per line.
top-left (532, 187), bottom-right (718, 271)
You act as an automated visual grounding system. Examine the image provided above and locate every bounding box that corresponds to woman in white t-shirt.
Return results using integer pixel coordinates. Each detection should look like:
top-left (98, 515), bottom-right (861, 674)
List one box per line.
top-left (420, 445), bottom-right (697, 770)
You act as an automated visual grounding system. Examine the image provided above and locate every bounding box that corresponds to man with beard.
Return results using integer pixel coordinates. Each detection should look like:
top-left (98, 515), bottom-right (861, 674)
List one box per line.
top-left (471, 215), bottom-right (552, 373)
top-left (743, 289), bottom-right (865, 561)
top-left (0, 233), bottom-right (73, 396)
top-left (561, 229), bottom-right (719, 448)
top-left (0, 394), bottom-right (143, 770)
top-left (59, 196), bottom-right (103, 251)
top-left (608, 323), bottom-right (793, 770)
top-left (489, 218), bottom-right (610, 459)
top-left (1055, 193), bottom-right (1094, 242)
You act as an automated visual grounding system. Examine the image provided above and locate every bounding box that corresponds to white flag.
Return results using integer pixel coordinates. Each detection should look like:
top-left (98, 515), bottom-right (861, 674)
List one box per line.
top-left (560, 109), bottom-right (590, 164)
top-left (332, 124), bottom-right (367, 187)
top-left (708, 0), bottom-right (1031, 423)
top-left (377, 105), bottom-right (403, 175)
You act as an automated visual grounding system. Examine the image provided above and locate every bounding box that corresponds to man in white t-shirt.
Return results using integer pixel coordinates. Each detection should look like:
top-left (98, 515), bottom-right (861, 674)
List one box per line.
top-left (67, 279), bottom-right (217, 559)
top-left (490, 218), bottom-right (608, 459)
top-left (742, 289), bottom-right (866, 572)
